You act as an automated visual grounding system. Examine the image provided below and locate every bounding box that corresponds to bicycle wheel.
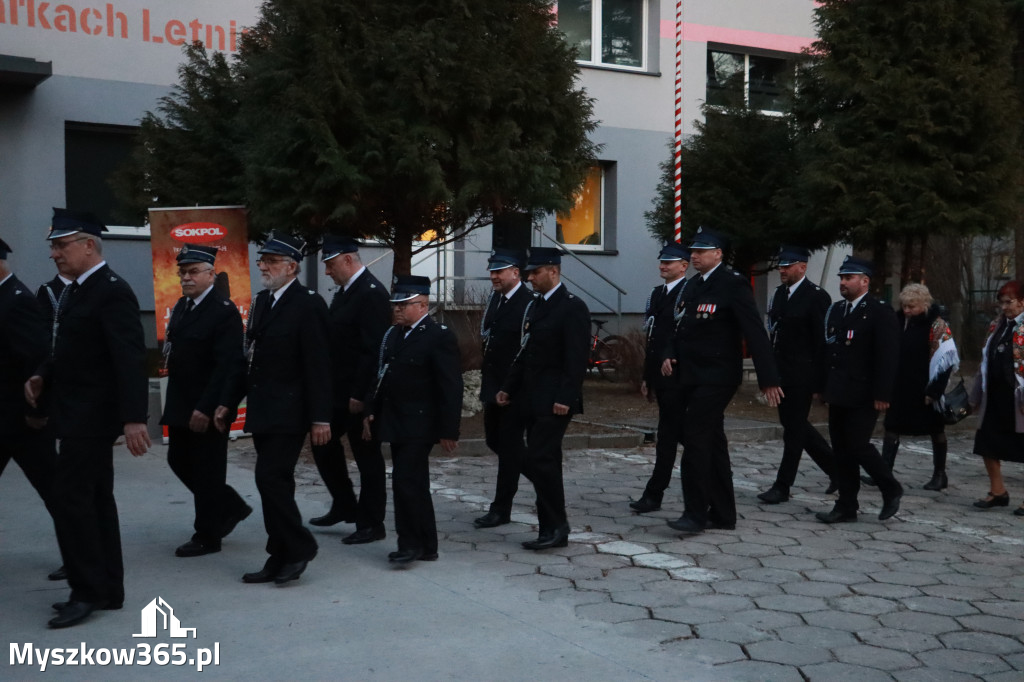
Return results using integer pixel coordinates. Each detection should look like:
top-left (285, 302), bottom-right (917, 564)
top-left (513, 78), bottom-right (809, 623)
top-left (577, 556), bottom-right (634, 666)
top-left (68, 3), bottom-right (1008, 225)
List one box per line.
top-left (594, 335), bottom-right (624, 382)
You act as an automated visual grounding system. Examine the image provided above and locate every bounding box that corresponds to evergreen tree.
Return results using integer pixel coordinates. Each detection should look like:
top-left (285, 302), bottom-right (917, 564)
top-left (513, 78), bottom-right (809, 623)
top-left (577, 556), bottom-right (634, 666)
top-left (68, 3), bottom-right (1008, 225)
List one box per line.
top-left (789, 0), bottom-right (1022, 287)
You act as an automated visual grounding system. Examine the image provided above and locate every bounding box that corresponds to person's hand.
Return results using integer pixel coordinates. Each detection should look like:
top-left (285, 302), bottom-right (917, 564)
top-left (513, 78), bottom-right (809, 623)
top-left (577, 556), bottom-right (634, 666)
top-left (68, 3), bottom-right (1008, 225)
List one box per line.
top-left (553, 403), bottom-right (569, 416)
top-left (495, 391), bottom-right (510, 407)
top-left (188, 410), bottom-right (210, 433)
top-left (640, 381), bottom-right (649, 400)
top-left (25, 416), bottom-right (47, 430)
top-left (124, 422), bottom-right (151, 457)
top-left (213, 406), bottom-right (231, 433)
top-left (440, 438), bottom-right (458, 453)
top-left (924, 396), bottom-right (933, 406)
top-left (362, 415), bottom-right (374, 441)
top-left (762, 386), bottom-right (785, 408)
top-left (874, 400), bottom-right (890, 411)
top-left (310, 423), bottom-right (331, 447)
top-left (24, 375), bottom-right (43, 408)
top-left (661, 358), bottom-right (676, 376)
top-left (348, 398), bottom-right (364, 414)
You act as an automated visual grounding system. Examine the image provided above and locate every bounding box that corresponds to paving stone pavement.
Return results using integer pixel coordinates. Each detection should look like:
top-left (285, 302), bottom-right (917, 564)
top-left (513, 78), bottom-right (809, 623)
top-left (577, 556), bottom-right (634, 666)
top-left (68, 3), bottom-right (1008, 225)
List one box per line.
top-left (297, 432), bottom-right (1023, 680)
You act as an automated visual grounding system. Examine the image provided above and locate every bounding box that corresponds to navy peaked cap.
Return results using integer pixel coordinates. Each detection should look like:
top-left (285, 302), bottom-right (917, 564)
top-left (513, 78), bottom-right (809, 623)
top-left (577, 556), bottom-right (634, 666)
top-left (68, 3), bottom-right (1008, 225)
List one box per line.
top-left (48, 207), bottom-right (107, 240)
top-left (177, 243), bottom-right (217, 266)
top-left (837, 255), bottom-right (874, 277)
top-left (321, 235), bottom-right (361, 261)
top-left (391, 275), bottom-right (431, 302)
top-left (487, 248), bottom-right (525, 271)
top-left (777, 245), bottom-right (811, 266)
top-left (658, 241), bottom-right (690, 261)
top-left (524, 247), bottom-right (562, 271)
top-left (689, 226), bottom-right (728, 250)
top-left (258, 231), bottom-right (306, 261)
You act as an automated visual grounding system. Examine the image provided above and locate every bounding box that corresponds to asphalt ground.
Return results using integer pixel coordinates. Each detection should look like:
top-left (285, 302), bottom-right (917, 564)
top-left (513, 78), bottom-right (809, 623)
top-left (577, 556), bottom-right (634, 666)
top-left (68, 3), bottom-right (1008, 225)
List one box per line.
top-left (1, 427), bottom-right (1023, 681)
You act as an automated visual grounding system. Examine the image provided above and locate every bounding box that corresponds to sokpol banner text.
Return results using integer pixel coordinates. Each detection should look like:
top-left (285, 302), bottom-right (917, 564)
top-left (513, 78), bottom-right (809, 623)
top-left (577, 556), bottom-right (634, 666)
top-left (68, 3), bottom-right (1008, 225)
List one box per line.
top-left (149, 205), bottom-right (250, 434)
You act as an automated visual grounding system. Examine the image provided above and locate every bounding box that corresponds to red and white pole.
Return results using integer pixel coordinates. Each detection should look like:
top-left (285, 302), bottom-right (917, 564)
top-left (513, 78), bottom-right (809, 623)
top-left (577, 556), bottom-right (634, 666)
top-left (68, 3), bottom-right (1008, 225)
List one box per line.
top-left (673, 0), bottom-right (683, 243)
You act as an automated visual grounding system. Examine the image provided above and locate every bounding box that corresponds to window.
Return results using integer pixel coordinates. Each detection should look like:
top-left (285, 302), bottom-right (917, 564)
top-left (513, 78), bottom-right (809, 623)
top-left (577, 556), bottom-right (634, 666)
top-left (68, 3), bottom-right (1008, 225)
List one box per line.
top-left (706, 50), bottom-right (795, 113)
top-left (65, 122), bottom-right (147, 234)
top-left (556, 165), bottom-right (605, 250)
top-left (559, 0), bottom-right (646, 70)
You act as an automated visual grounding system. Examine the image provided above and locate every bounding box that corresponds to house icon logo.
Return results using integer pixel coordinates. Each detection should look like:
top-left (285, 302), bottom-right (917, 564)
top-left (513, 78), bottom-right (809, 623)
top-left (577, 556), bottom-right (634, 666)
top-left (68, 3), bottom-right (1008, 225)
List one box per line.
top-left (132, 597), bottom-right (197, 639)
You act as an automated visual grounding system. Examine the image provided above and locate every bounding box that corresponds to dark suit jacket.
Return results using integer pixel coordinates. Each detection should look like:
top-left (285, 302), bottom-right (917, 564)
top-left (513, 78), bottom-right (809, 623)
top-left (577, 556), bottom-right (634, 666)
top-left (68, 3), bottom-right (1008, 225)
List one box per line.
top-left (643, 279), bottom-right (686, 388)
top-left (243, 281), bottom-right (332, 434)
top-left (0, 275), bottom-right (48, 435)
top-left (768, 278), bottom-right (831, 390)
top-left (41, 264), bottom-right (149, 439)
top-left (327, 269), bottom-right (391, 407)
top-left (370, 316), bottom-right (462, 444)
top-left (502, 284), bottom-right (590, 417)
top-left (160, 288), bottom-right (245, 427)
top-left (480, 284), bottom-right (534, 404)
top-left (822, 295), bottom-right (899, 407)
top-left (665, 265), bottom-right (780, 388)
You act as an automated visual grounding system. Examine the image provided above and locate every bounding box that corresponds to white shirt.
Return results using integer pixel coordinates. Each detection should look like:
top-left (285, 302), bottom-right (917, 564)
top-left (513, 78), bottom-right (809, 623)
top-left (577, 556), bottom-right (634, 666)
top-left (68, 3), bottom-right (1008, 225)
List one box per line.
top-left (76, 260), bottom-right (107, 284)
top-left (698, 261), bottom-right (723, 281)
top-left (271, 277), bottom-right (297, 306)
top-left (501, 281), bottom-right (523, 300)
top-left (664, 277), bottom-right (684, 294)
top-left (787, 276), bottom-right (806, 298)
top-left (0, 273), bottom-right (11, 288)
top-left (845, 292), bottom-right (868, 312)
top-left (543, 282), bottom-right (563, 301)
top-left (343, 266), bottom-right (366, 293)
top-left (405, 312), bottom-right (430, 337)
top-left (189, 284), bottom-right (215, 307)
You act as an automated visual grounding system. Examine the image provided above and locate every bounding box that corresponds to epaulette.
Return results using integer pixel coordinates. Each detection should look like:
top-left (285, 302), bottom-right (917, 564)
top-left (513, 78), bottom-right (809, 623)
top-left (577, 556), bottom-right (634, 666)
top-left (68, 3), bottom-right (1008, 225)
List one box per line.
top-left (440, 324), bottom-right (448, 330)
top-left (369, 283), bottom-right (376, 289)
top-left (308, 289), bottom-right (316, 295)
top-left (568, 293), bottom-right (576, 299)
top-left (110, 276), bottom-right (118, 282)
top-left (222, 300), bottom-right (231, 306)
top-left (14, 289), bottom-right (22, 295)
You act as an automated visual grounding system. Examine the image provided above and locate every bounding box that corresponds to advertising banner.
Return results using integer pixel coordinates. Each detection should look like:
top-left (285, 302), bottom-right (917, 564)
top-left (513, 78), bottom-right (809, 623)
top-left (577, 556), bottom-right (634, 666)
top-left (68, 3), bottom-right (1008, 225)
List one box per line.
top-left (149, 206), bottom-right (250, 435)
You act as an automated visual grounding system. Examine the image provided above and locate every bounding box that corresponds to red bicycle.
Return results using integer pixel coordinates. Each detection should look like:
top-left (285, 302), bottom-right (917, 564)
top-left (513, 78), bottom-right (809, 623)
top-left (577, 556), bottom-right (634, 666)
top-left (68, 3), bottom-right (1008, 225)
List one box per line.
top-left (589, 318), bottom-right (624, 382)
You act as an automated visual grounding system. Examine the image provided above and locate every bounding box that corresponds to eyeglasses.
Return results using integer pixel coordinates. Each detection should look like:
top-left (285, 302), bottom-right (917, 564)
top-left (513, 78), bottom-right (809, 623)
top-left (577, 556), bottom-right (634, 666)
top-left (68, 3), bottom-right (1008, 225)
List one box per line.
top-left (998, 298), bottom-right (1020, 306)
top-left (256, 256), bottom-right (289, 265)
top-left (178, 267), bottom-right (214, 278)
top-left (48, 237), bottom-right (89, 252)
top-left (392, 300), bottom-right (424, 309)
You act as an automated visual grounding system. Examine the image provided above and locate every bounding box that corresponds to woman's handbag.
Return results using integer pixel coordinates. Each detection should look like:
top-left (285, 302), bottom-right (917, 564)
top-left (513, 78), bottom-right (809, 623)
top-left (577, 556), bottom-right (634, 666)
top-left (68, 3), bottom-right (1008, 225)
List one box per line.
top-left (941, 377), bottom-right (971, 425)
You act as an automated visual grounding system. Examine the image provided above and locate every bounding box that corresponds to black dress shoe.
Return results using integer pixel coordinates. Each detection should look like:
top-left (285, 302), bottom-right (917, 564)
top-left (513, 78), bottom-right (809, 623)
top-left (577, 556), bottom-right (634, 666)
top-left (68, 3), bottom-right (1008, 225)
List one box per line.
top-left (704, 519), bottom-right (736, 531)
top-left (309, 509), bottom-right (355, 527)
top-left (419, 552), bottom-right (439, 561)
top-left (175, 539), bottom-right (221, 558)
top-left (816, 507), bottom-right (857, 524)
top-left (274, 560), bottom-right (309, 585)
top-left (342, 526), bottom-right (386, 544)
top-left (629, 496), bottom-right (662, 513)
top-left (48, 601), bottom-right (97, 628)
top-left (48, 565), bottom-right (66, 581)
top-left (473, 511), bottom-right (511, 528)
top-left (879, 489), bottom-right (903, 521)
top-left (666, 516), bottom-right (704, 534)
top-left (922, 471), bottom-right (948, 491)
top-left (242, 558), bottom-right (284, 584)
top-left (973, 492), bottom-right (1009, 509)
top-left (825, 481), bottom-right (839, 495)
top-left (221, 504), bottom-right (253, 538)
top-left (522, 525), bottom-right (570, 550)
top-left (52, 600), bottom-right (122, 612)
top-left (389, 549), bottom-right (423, 564)
top-left (1014, 506), bottom-right (1024, 517)
top-left (757, 487), bottom-right (789, 504)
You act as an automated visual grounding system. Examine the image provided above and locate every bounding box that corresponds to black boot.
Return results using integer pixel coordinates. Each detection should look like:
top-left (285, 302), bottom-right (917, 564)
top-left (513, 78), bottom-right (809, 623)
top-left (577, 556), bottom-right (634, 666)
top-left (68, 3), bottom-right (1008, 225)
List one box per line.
top-left (923, 435), bottom-right (948, 491)
top-left (863, 436), bottom-right (899, 487)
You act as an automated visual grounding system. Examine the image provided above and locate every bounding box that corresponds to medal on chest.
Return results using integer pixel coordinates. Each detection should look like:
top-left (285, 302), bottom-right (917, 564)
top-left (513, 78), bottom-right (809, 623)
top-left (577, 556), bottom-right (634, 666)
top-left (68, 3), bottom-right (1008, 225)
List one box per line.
top-left (696, 303), bottom-right (716, 319)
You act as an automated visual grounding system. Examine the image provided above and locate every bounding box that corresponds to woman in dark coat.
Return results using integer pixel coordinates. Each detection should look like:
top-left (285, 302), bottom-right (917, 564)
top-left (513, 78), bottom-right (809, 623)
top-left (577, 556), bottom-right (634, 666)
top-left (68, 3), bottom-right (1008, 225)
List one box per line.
top-left (970, 280), bottom-right (1024, 513)
top-left (873, 284), bottom-right (956, 490)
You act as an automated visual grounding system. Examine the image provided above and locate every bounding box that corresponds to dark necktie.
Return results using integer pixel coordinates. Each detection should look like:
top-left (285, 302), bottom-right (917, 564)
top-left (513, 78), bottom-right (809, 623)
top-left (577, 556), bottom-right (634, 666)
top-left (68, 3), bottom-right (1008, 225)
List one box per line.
top-left (185, 299), bottom-right (195, 314)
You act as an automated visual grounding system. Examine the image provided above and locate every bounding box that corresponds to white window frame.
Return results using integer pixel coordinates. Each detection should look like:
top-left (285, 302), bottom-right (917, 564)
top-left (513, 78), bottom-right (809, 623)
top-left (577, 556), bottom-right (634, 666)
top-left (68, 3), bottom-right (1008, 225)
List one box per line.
top-left (706, 49), bottom-right (796, 116)
top-left (565, 0), bottom-right (648, 72)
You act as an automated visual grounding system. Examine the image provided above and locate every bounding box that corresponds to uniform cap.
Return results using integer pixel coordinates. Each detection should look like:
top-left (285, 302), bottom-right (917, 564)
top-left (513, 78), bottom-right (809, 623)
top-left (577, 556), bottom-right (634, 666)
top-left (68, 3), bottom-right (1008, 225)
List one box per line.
top-left (487, 248), bottom-right (525, 271)
top-left (777, 245), bottom-right (811, 267)
top-left (48, 207), bottom-right (108, 240)
top-left (837, 255), bottom-right (874, 277)
top-left (658, 241), bottom-right (690, 262)
top-left (688, 226), bottom-right (728, 250)
top-left (524, 247), bottom-right (562, 271)
top-left (258, 231), bottom-right (306, 261)
top-left (390, 275), bottom-right (431, 302)
top-left (176, 243), bottom-right (217, 266)
top-left (321, 235), bottom-right (361, 261)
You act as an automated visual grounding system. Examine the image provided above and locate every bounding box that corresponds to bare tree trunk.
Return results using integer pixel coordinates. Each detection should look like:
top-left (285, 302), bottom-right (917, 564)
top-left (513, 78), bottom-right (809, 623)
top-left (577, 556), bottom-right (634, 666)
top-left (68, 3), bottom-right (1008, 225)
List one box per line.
top-left (392, 226), bottom-right (414, 277)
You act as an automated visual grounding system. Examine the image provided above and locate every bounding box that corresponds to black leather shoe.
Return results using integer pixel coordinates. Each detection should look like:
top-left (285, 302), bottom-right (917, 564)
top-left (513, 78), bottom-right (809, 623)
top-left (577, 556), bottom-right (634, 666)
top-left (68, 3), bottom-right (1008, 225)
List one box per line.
top-left (342, 526), bottom-right (386, 544)
top-left (274, 560), bottom-right (308, 585)
top-left (52, 600), bottom-right (122, 612)
top-left (629, 496), bottom-right (662, 513)
top-left (860, 474), bottom-right (877, 487)
top-left (473, 511), bottom-right (511, 528)
top-left (221, 504), bottom-right (253, 538)
top-left (704, 519), bottom-right (736, 531)
top-left (242, 558), bottom-right (283, 584)
top-left (48, 565), bottom-right (66, 581)
top-left (1014, 506), bottom-right (1024, 517)
top-left (666, 516), bottom-right (705, 534)
top-left (389, 549), bottom-right (423, 564)
top-left (879, 489), bottom-right (903, 521)
top-left (522, 525), bottom-right (570, 550)
top-left (48, 601), bottom-right (97, 628)
top-left (309, 509), bottom-right (355, 527)
top-left (973, 492), bottom-right (1010, 509)
top-left (825, 481), bottom-right (839, 495)
top-left (419, 552), bottom-right (439, 561)
top-left (175, 539), bottom-right (221, 558)
top-left (816, 507), bottom-right (857, 524)
top-left (757, 487), bottom-right (789, 504)
top-left (922, 471), bottom-right (948, 491)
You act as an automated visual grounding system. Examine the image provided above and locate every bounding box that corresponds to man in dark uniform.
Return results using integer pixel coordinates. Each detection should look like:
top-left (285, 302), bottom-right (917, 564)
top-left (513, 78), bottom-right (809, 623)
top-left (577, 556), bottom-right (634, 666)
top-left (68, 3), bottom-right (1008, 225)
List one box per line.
top-left (496, 247), bottom-right (589, 551)
top-left (309, 235), bottom-right (391, 546)
top-left (817, 256), bottom-right (903, 524)
top-left (758, 246), bottom-right (838, 504)
top-left (661, 227), bottom-right (782, 535)
top-left (365, 275), bottom-right (462, 565)
top-left (0, 237), bottom-right (61, 574)
top-left (474, 248), bottom-right (533, 529)
top-left (26, 209), bottom-right (150, 628)
top-left (240, 231), bottom-right (331, 585)
top-left (630, 241), bottom-right (689, 514)
top-left (161, 244), bottom-right (251, 557)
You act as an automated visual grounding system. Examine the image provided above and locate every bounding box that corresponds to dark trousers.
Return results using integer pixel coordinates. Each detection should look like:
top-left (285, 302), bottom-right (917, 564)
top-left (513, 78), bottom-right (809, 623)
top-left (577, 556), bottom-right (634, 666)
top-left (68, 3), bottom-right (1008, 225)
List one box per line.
top-left (252, 433), bottom-right (318, 563)
top-left (678, 383), bottom-right (739, 527)
top-left (311, 409), bottom-right (387, 530)
top-left (167, 426), bottom-right (248, 545)
top-left (521, 412), bottom-right (571, 534)
top-left (773, 385), bottom-right (835, 491)
top-left (52, 437), bottom-right (124, 605)
top-left (483, 402), bottom-right (526, 515)
top-left (828, 404), bottom-right (901, 512)
top-left (0, 426), bottom-right (58, 514)
top-left (643, 384), bottom-right (685, 501)
top-left (390, 442), bottom-right (437, 554)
